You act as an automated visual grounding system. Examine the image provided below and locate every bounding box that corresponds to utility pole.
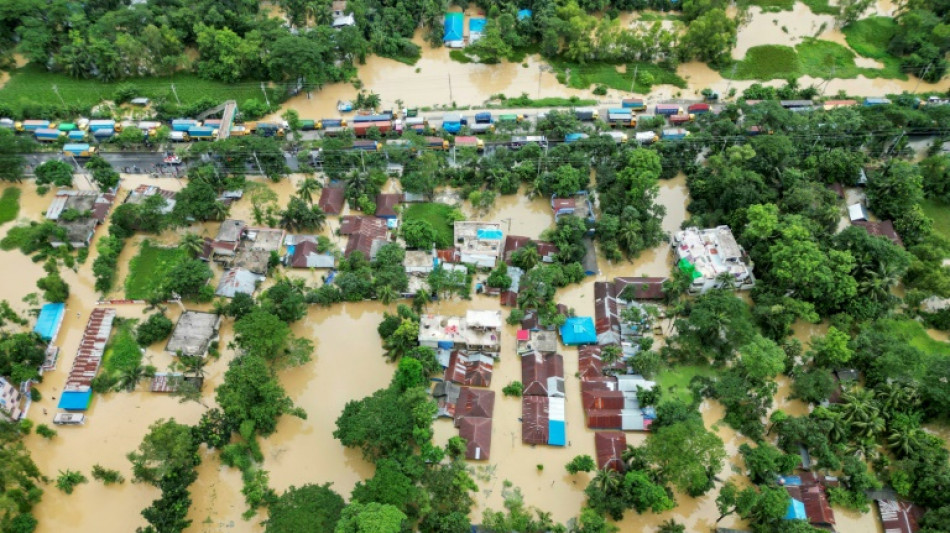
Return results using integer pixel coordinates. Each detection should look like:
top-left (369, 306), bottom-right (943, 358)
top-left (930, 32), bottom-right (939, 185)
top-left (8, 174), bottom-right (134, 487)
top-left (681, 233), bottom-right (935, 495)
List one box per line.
top-left (51, 85), bottom-right (66, 107)
top-left (260, 82), bottom-right (271, 108)
top-left (724, 64), bottom-right (737, 100)
top-left (448, 73), bottom-right (454, 104)
top-left (914, 62), bottom-right (933, 93)
top-left (170, 83), bottom-right (181, 106)
top-left (252, 151), bottom-right (264, 175)
top-left (630, 65), bottom-right (639, 94)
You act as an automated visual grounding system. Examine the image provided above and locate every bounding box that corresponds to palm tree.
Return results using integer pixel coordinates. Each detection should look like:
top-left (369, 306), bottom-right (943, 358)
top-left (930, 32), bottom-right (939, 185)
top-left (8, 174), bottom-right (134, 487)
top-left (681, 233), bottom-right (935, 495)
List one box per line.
top-left (176, 355), bottom-right (208, 380)
top-left (115, 364), bottom-right (146, 392)
top-left (412, 288), bottom-right (430, 313)
top-left (591, 467), bottom-right (621, 495)
top-left (297, 178), bottom-right (323, 205)
top-left (179, 232), bottom-right (204, 258)
top-left (840, 388), bottom-right (878, 425)
top-left (876, 382), bottom-right (919, 417)
top-left (377, 285), bottom-right (398, 306)
top-left (210, 201), bottom-right (230, 221)
top-left (859, 261), bottom-right (900, 303)
top-left (621, 444), bottom-right (644, 472)
top-left (512, 246), bottom-right (540, 271)
top-left (887, 419), bottom-right (923, 458)
top-left (602, 344), bottom-right (622, 366)
top-left (658, 520), bottom-right (686, 533)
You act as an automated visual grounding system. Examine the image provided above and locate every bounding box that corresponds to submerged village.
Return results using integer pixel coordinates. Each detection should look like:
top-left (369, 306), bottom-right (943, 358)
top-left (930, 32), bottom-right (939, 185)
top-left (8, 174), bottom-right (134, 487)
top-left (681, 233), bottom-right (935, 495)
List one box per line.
top-left (1, 0), bottom-right (950, 533)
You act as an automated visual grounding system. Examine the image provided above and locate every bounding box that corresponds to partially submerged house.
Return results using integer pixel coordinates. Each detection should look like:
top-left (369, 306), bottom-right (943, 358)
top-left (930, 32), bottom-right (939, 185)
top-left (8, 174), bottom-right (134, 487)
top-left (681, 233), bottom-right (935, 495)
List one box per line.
top-left (458, 416), bottom-right (492, 460)
top-left (455, 221), bottom-right (504, 268)
top-left (445, 350), bottom-right (494, 387)
top-left (851, 219), bottom-right (904, 248)
top-left (58, 308), bottom-right (116, 411)
top-left (672, 226), bottom-right (755, 293)
top-left (503, 235), bottom-right (558, 264)
top-left (595, 431), bottom-right (627, 471)
top-left (516, 329), bottom-right (558, 354)
top-left (874, 497), bottom-right (923, 533)
top-left (215, 268), bottom-right (263, 298)
top-left (212, 219), bottom-right (246, 256)
top-left (443, 12), bottom-right (464, 48)
top-left (165, 311), bottom-right (221, 357)
top-left (287, 240), bottom-right (336, 269)
top-left (582, 236), bottom-right (599, 276)
top-left (375, 193), bottom-right (403, 221)
top-left (318, 186), bottom-right (346, 215)
top-left (126, 184), bottom-right (175, 214)
top-left (552, 192), bottom-right (595, 228)
top-left (454, 386), bottom-right (494, 426)
top-left (419, 310), bottom-right (502, 352)
top-left (614, 277), bottom-right (667, 301)
top-left (520, 393), bottom-right (565, 447)
top-left (331, 0), bottom-right (355, 27)
top-left (784, 473), bottom-right (836, 530)
top-left (404, 250), bottom-right (437, 275)
top-left (560, 316), bottom-right (597, 346)
top-left (340, 215), bottom-right (389, 260)
top-left (521, 351), bottom-right (565, 397)
top-left (0, 377), bottom-right (22, 421)
top-left (33, 302), bottom-right (65, 343)
top-left (469, 16), bottom-right (486, 42)
top-left (45, 190), bottom-right (115, 247)
top-left (433, 380), bottom-right (462, 418)
top-left (594, 282), bottom-right (621, 346)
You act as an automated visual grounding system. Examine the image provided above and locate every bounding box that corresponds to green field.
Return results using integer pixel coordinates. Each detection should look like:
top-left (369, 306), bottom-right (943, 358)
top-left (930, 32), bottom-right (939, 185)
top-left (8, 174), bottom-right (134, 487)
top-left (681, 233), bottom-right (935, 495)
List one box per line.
top-left (921, 198), bottom-right (950, 240)
top-left (842, 17), bottom-right (905, 78)
top-left (801, 0), bottom-right (839, 15)
top-left (0, 188), bottom-right (21, 224)
top-left (548, 60), bottom-right (687, 94)
top-left (403, 203), bottom-right (459, 249)
top-left (888, 318), bottom-right (950, 380)
top-left (0, 64), bottom-right (277, 116)
top-left (725, 39), bottom-right (905, 81)
top-left (101, 322), bottom-right (143, 376)
top-left (125, 240), bottom-right (186, 300)
top-left (742, 0), bottom-right (795, 11)
top-left (655, 364), bottom-right (719, 405)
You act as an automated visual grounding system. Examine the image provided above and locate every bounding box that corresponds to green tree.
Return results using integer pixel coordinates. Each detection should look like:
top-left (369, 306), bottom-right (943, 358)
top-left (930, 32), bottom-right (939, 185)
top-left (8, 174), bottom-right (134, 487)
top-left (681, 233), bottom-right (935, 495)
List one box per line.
top-left (296, 178), bottom-right (322, 205)
top-left (178, 233), bottom-right (205, 259)
top-left (681, 9), bottom-right (737, 66)
top-left (334, 386), bottom-right (435, 461)
top-left (234, 309), bottom-right (311, 370)
top-left (335, 502), bottom-right (406, 533)
top-left (136, 313), bottom-right (173, 346)
top-left (382, 318), bottom-right (419, 362)
top-left (265, 483), bottom-right (345, 533)
top-left (737, 335), bottom-right (786, 382)
top-left (866, 161), bottom-right (924, 222)
top-left (159, 259), bottom-right (212, 300)
top-left (566, 455), bottom-right (596, 475)
top-left (392, 357), bottom-right (426, 392)
top-left (644, 419), bottom-right (726, 497)
top-left (809, 326), bottom-right (853, 368)
top-left (36, 262), bottom-right (69, 303)
top-left (0, 129), bottom-right (28, 182)
top-left (35, 160), bottom-right (74, 187)
top-left (739, 442), bottom-right (800, 484)
top-left (401, 219), bottom-right (437, 250)
top-left (215, 355), bottom-right (303, 437)
top-left (280, 197), bottom-right (327, 232)
top-left (127, 419), bottom-right (198, 486)
top-left (791, 367), bottom-right (837, 404)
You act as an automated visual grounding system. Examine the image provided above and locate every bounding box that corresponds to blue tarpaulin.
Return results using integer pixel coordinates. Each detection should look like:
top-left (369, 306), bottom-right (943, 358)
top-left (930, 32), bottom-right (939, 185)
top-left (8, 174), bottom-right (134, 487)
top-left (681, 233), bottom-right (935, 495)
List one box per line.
top-left (517, 9), bottom-right (532, 20)
top-left (784, 498), bottom-right (806, 520)
top-left (477, 228), bottom-right (504, 240)
top-left (469, 17), bottom-right (486, 33)
top-left (548, 420), bottom-right (566, 446)
top-left (560, 317), bottom-right (597, 345)
top-left (33, 302), bottom-right (65, 341)
top-left (443, 12), bottom-right (464, 43)
top-left (58, 390), bottom-right (92, 411)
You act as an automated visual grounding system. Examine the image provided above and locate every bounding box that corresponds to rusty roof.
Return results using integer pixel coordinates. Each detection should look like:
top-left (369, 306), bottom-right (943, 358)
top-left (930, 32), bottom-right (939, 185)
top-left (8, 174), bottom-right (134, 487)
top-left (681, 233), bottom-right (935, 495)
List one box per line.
top-left (458, 416), bottom-right (492, 460)
top-left (455, 387), bottom-right (495, 426)
top-left (875, 499), bottom-right (923, 533)
top-left (851, 220), bottom-right (904, 248)
top-left (595, 432), bottom-right (627, 471)
top-left (786, 482), bottom-right (835, 528)
top-left (318, 186), bottom-right (345, 215)
top-left (582, 390), bottom-right (625, 410)
top-left (552, 197), bottom-right (576, 212)
top-left (522, 396), bottom-right (549, 445)
top-left (581, 376), bottom-right (619, 392)
top-left (521, 352), bottom-right (564, 396)
top-left (375, 193), bottom-right (403, 217)
top-left (614, 277), bottom-right (668, 301)
top-left (578, 345), bottom-right (604, 380)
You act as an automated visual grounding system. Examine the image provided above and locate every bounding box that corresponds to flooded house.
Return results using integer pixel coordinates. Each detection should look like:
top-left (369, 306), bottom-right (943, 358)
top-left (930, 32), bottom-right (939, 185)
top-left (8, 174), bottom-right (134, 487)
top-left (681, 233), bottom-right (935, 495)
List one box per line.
top-left (287, 239), bottom-right (336, 269)
top-left (375, 193), bottom-right (403, 221)
top-left (672, 226), bottom-right (755, 293)
top-left (783, 473), bottom-right (836, 530)
top-left (872, 495), bottom-right (923, 533)
top-left (593, 282), bottom-right (621, 346)
top-left (331, 0), bottom-right (355, 27)
top-left (520, 391), bottom-right (566, 447)
top-left (582, 237), bottom-right (599, 276)
top-left (433, 380), bottom-right (462, 418)
top-left (503, 235), bottom-right (558, 264)
top-left (340, 215), bottom-right (389, 260)
top-left (560, 316), bottom-right (597, 346)
top-left (125, 184), bottom-right (176, 214)
top-left (851, 219), bottom-right (904, 247)
top-left (317, 186), bottom-right (346, 216)
top-left (58, 308), bottom-right (116, 412)
top-left (165, 311), bottom-right (221, 357)
top-left (551, 192), bottom-right (596, 229)
top-left (614, 277), bottom-right (668, 302)
top-left (458, 416), bottom-right (492, 460)
top-left (45, 190), bottom-right (115, 247)
top-left (0, 377), bottom-right (23, 420)
top-left (595, 431), bottom-right (627, 472)
top-left (517, 329), bottom-right (558, 354)
top-left (404, 250), bottom-right (437, 275)
top-left (215, 268), bottom-right (263, 298)
top-left (454, 221), bottom-right (504, 268)
top-left (521, 351), bottom-right (565, 398)
top-left (419, 310), bottom-right (502, 353)
top-left (445, 350), bottom-right (494, 387)
top-left (212, 219), bottom-right (246, 256)
top-left (454, 387), bottom-right (494, 427)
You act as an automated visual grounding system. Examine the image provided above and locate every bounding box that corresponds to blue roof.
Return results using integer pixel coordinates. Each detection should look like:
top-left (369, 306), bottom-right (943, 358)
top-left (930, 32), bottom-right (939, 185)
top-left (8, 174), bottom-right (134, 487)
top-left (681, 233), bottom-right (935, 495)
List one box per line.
top-left (444, 12), bottom-right (464, 42)
top-left (560, 317), bottom-right (597, 345)
top-left (33, 302), bottom-right (65, 341)
top-left (469, 17), bottom-right (486, 33)
top-left (548, 420), bottom-right (566, 446)
top-left (477, 228), bottom-right (504, 240)
top-left (58, 390), bottom-right (92, 410)
top-left (780, 475), bottom-right (802, 486)
top-left (784, 498), bottom-right (806, 520)
top-left (517, 9), bottom-right (532, 20)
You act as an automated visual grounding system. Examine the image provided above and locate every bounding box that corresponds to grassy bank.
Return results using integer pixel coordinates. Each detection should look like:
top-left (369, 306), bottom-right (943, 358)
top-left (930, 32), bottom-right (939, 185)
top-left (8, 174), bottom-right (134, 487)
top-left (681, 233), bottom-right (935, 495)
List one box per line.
top-left (843, 17), bottom-right (904, 76)
top-left (101, 321), bottom-right (143, 376)
top-left (741, 0), bottom-right (794, 11)
top-left (0, 188), bottom-right (21, 224)
top-left (724, 39), bottom-right (906, 81)
top-left (0, 64), bottom-right (275, 115)
top-left (655, 364), bottom-right (718, 405)
top-left (125, 240), bottom-right (186, 300)
top-left (403, 203), bottom-right (459, 249)
top-left (549, 60), bottom-right (687, 94)
top-left (921, 198), bottom-right (950, 240)
top-left (801, 0), bottom-right (839, 14)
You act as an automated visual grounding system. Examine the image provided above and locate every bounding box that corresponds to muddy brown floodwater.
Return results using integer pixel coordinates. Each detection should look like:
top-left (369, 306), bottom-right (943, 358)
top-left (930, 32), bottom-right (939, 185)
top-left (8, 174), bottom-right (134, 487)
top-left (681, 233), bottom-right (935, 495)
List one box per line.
top-left (7, 168), bottom-right (890, 533)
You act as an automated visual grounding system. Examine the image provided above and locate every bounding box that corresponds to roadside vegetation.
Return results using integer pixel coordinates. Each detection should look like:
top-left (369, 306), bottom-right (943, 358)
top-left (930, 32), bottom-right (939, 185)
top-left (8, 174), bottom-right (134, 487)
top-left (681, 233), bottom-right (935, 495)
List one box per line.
top-left (726, 39), bottom-right (905, 81)
top-left (0, 188), bottom-right (21, 224)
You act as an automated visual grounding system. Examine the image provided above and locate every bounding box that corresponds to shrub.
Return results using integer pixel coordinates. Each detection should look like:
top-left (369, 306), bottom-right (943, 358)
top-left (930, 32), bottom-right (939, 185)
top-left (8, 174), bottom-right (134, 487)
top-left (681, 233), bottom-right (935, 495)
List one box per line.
top-left (502, 381), bottom-right (523, 397)
top-left (56, 469), bottom-right (88, 494)
top-left (91, 464), bottom-right (125, 484)
top-left (36, 424), bottom-right (57, 439)
top-left (136, 313), bottom-right (174, 346)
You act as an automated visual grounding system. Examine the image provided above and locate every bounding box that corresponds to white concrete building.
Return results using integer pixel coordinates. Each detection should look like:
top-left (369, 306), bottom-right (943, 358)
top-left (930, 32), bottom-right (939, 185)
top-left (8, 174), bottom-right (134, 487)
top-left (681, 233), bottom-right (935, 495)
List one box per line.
top-left (671, 226), bottom-right (755, 293)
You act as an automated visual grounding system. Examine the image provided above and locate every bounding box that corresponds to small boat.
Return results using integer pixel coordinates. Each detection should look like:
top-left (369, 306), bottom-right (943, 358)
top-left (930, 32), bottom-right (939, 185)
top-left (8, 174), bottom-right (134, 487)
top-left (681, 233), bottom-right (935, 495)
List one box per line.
top-left (53, 412), bottom-right (85, 425)
top-left (337, 100), bottom-right (354, 112)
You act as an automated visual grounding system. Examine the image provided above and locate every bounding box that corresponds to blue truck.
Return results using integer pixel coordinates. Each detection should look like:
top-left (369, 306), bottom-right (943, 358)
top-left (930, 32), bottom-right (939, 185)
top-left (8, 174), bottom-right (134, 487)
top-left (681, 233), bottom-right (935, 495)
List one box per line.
top-left (63, 143), bottom-right (97, 157)
top-left (441, 113), bottom-right (466, 133)
top-left (661, 128), bottom-right (689, 140)
top-left (172, 119), bottom-right (199, 132)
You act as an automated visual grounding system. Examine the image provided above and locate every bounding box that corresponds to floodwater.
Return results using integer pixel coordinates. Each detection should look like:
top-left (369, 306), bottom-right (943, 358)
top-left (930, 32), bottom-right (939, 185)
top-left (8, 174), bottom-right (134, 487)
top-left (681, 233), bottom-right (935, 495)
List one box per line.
top-left (735, 3), bottom-right (839, 59)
